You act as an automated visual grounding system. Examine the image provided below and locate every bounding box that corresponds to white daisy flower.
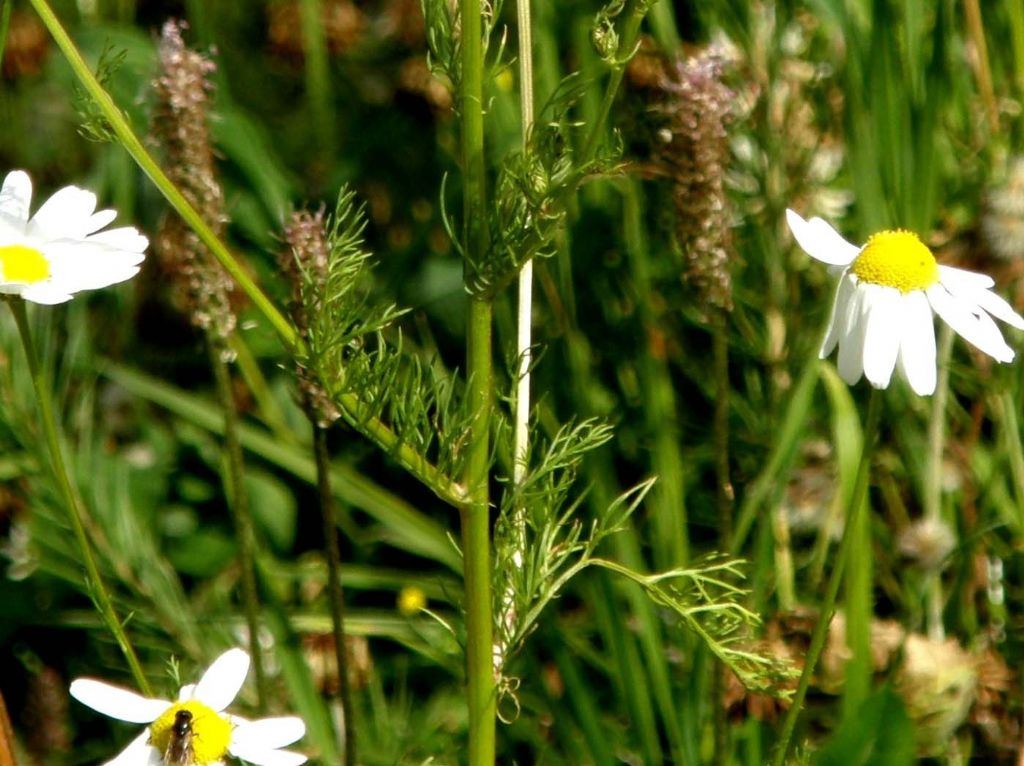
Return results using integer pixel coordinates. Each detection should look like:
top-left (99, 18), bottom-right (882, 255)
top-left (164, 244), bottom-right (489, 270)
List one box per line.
top-left (0, 170), bottom-right (147, 304)
top-left (787, 209), bottom-right (1024, 396)
top-left (70, 648), bottom-right (307, 766)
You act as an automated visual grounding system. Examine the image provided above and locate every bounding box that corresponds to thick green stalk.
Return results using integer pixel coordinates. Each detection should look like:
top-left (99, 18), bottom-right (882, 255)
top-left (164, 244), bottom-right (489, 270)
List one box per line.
top-left (771, 389), bottom-right (882, 766)
top-left (459, 0), bottom-right (496, 759)
top-left (208, 341), bottom-right (266, 707)
top-left (312, 423), bottom-right (356, 764)
top-left (463, 298), bottom-right (495, 764)
top-left (8, 299), bottom-right (151, 695)
top-left (28, 0), bottom-right (297, 350)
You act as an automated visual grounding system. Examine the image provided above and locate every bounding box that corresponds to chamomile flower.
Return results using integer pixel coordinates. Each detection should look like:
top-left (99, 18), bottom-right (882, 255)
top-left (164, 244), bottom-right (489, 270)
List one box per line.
top-left (70, 648), bottom-right (307, 766)
top-left (787, 209), bottom-right (1024, 396)
top-left (0, 170), bottom-right (147, 304)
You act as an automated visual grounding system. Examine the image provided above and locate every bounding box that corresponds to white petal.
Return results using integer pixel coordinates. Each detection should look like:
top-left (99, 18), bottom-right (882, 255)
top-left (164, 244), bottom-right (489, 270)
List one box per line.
top-left (836, 281), bottom-right (868, 384)
top-left (193, 649), bottom-right (250, 711)
top-left (100, 731), bottom-right (162, 766)
top-left (27, 186), bottom-right (99, 240)
top-left (85, 208), bottom-right (119, 234)
top-left (819, 272), bottom-right (855, 359)
top-left (0, 171), bottom-right (32, 222)
top-left (896, 291), bottom-right (937, 396)
top-left (861, 286), bottom-right (902, 389)
top-left (956, 285), bottom-right (1024, 330)
top-left (18, 283), bottom-right (75, 304)
top-left (69, 679), bottom-right (169, 723)
top-left (937, 264), bottom-right (994, 290)
top-left (86, 226), bottom-right (149, 256)
top-left (45, 244), bottom-right (144, 290)
top-left (786, 209), bottom-right (860, 266)
top-left (177, 683), bottom-right (197, 701)
top-left (228, 747), bottom-right (308, 766)
top-left (927, 284), bottom-right (1015, 363)
top-left (231, 717), bottom-right (306, 750)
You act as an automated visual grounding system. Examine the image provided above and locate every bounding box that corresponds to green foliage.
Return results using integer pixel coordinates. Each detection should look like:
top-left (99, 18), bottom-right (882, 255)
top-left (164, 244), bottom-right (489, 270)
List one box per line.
top-left (814, 687), bottom-right (917, 766)
top-left (3, 0), bottom-right (1024, 763)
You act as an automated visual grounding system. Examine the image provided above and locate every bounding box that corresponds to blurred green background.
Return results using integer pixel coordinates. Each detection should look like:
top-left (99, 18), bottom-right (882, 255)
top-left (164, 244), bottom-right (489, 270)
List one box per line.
top-left (2, 0), bottom-right (1024, 763)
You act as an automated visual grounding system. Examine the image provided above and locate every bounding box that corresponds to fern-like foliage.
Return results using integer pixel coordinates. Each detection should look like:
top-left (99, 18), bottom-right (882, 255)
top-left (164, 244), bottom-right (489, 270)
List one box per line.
top-left (74, 44), bottom-right (128, 143)
top-left (492, 418), bottom-right (796, 699)
top-left (293, 189), bottom-right (475, 504)
top-left (467, 76), bottom-right (620, 297)
top-left (421, 0), bottom-right (506, 111)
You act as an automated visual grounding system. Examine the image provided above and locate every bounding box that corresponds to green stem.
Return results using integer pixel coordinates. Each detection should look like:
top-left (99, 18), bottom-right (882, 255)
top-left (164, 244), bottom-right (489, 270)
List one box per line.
top-left (311, 423), bottom-right (356, 765)
top-left (712, 310), bottom-right (732, 766)
top-left (714, 312), bottom-right (733, 548)
top-left (580, 0), bottom-right (648, 165)
top-left (0, 0), bottom-right (13, 71)
top-left (299, 0), bottom-right (335, 179)
top-left (8, 299), bottom-right (151, 696)
top-left (459, 0), bottom-right (496, 757)
top-left (924, 325), bottom-right (952, 640)
top-left (35, 0), bottom-right (466, 510)
top-left (27, 0), bottom-right (297, 351)
top-left (463, 297), bottom-right (496, 765)
top-left (208, 340), bottom-right (266, 707)
top-left (771, 389), bottom-right (883, 766)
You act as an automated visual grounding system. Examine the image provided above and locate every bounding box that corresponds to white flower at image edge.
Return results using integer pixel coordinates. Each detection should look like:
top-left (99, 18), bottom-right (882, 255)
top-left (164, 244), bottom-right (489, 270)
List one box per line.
top-left (787, 209), bottom-right (1024, 396)
top-left (70, 649), bottom-right (307, 766)
top-left (0, 170), bottom-right (146, 304)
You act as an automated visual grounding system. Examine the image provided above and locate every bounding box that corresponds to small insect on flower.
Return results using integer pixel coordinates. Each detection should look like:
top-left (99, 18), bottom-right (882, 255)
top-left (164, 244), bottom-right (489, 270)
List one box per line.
top-left (787, 209), bottom-right (1024, 395)
top-left (69, 648), bottom-right (306, 766)
top-left (166, 709), bottom-right (195, 766)
top-left (0, 170), bottom-right (147, 304)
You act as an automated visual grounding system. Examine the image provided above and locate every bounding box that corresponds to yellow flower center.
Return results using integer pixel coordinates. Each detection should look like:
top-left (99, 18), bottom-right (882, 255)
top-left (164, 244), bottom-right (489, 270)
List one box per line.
top-left (149, 701), bottom-right (233, 765)
top-left (397, 585), bottom-right (427, 616)
top-left (0, 244), bottom-right (50, 284)
top-left (850, 230), bottom-right (938, 293)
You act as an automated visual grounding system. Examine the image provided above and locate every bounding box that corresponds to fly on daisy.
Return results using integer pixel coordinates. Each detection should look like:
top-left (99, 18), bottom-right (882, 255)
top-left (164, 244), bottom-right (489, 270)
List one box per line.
top-left (69, 648), bottom-right (307, 766)
top-left (0, 170), bottom-right (147, 304)
top-left (786, 209), bottom-right (1024, 396)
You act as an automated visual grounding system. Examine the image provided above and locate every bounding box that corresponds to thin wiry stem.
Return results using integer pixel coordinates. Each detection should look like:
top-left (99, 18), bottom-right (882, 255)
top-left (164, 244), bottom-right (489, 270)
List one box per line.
top-left (312, 423), bottom-right (357, 764)
top-left (580, 0), bottom-right (647, 165)
top-left (33, 0), bottom-right (467, 511)
top-left (8, 298), bottom-right (151, 696)
top-left (299, 0), bottom-right (336, 177)
top-left (924, 325), bottom-right (953, 641)
top-left (513, 0), bottom-right (535, 490)
top-left (711, 310), bottom-right (733, 766)
top-left (208, 341), bottom-right (267, 707)
top-left (27, 0), bottom-right (298, 350)
top-left (771, 388), bottom-right (882, 766)
top-left (505, 0), bottom-right (536, 662)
